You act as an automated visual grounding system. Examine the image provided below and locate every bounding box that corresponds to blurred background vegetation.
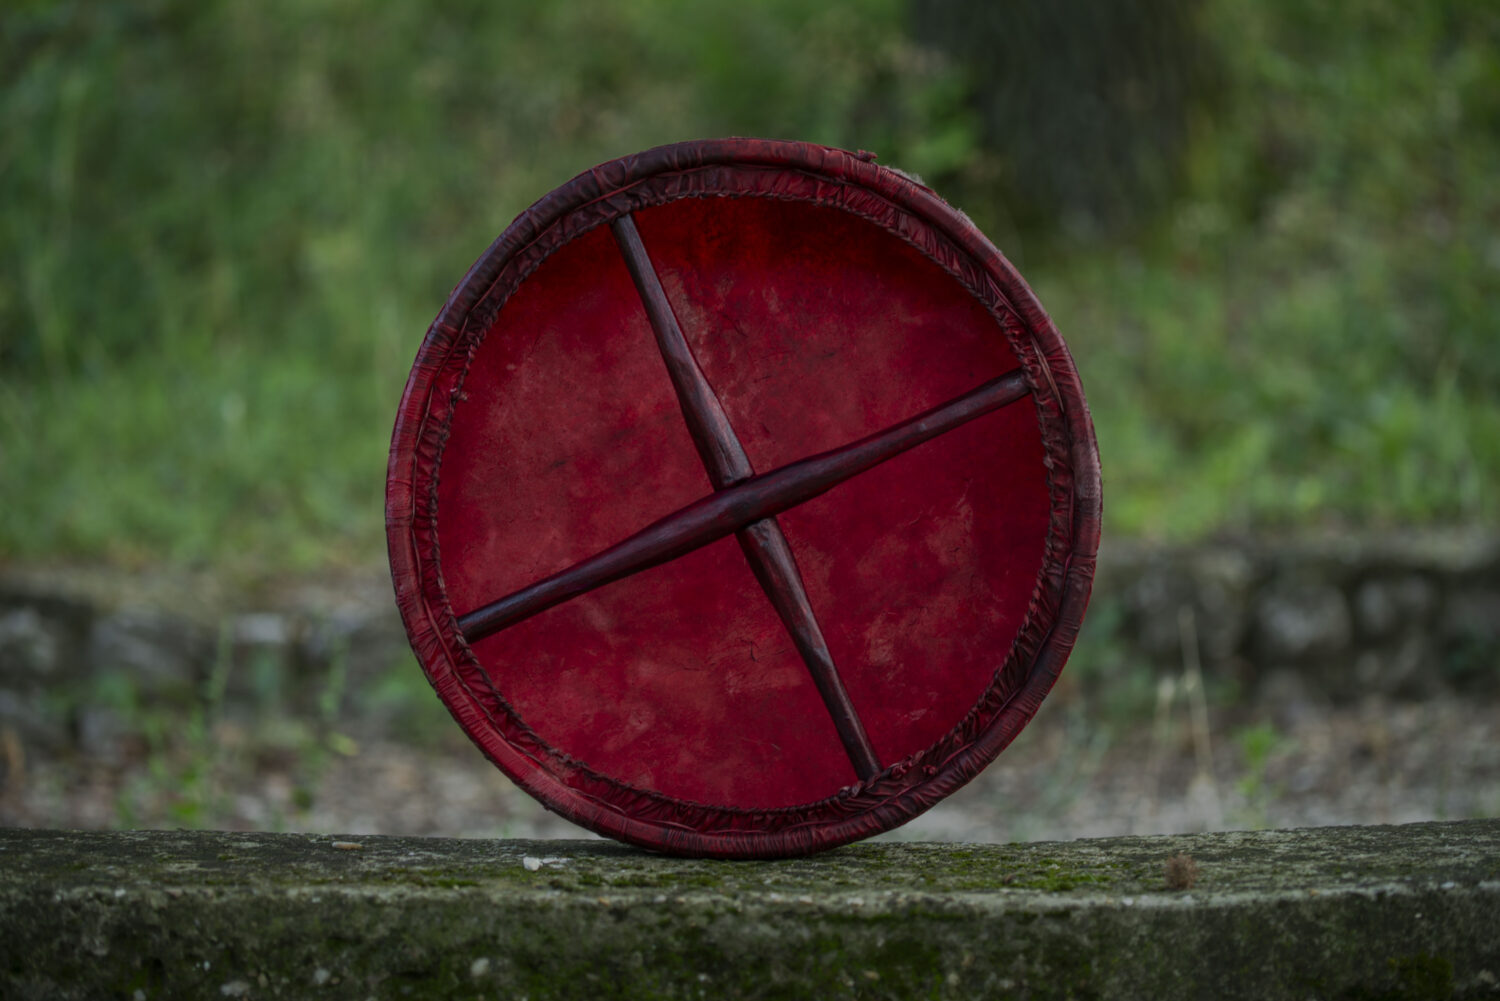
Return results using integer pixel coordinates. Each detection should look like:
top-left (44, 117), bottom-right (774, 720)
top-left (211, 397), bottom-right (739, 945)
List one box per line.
top-left (3, 0), bottom-right (1498, 575)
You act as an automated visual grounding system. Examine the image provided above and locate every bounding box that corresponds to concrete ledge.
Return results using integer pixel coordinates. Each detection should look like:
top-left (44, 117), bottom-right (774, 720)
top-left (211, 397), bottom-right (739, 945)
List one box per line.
top-left (3, 821), bottom-right (1498, 1000)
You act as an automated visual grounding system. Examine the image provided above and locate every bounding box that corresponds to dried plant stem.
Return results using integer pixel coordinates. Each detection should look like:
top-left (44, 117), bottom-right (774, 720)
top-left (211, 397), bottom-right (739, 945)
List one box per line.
top-left (1179, 604), bottom-right (1222, 828)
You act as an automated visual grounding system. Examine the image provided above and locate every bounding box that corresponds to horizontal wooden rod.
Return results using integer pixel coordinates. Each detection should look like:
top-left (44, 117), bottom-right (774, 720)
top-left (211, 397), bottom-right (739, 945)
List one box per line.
top-left (457, 367), bottom-right (1031, 645)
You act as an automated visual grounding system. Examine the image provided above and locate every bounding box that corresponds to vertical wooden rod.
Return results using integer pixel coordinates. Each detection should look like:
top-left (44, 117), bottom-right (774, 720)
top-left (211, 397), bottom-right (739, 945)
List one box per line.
top-left (611, 213), bottom-right (882, 781)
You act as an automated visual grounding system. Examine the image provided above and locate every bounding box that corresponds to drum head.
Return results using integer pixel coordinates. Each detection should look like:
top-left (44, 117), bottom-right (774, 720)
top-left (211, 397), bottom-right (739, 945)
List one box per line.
top-left (386, 139), bottom-right (1100, 857)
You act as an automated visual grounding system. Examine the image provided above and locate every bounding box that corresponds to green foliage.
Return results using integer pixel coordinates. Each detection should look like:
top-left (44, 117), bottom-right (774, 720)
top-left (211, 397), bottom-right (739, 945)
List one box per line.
top-left (91, 630), bottom-right (239, 828)
top-left (1232, 721), bottom-right (1293, 829)
top-left (85, 623), bottom-right (364, 830)
top-left (1032, 0), bottom-right (1500, 537)
top-left (0, 0), bottom-right (946, 571)
top-left (1, 0), bottom-right (1497, 569)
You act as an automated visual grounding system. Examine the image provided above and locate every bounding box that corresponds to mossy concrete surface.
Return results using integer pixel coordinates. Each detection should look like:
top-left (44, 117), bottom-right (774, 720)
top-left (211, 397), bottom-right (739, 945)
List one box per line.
top-left (2, 820), bottom-right (1497, 1000)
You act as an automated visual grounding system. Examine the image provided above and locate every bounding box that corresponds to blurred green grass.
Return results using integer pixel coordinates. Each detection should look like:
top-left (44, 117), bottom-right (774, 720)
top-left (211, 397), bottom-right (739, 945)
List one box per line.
top-left (2, 0), bottom-right (1497, 574)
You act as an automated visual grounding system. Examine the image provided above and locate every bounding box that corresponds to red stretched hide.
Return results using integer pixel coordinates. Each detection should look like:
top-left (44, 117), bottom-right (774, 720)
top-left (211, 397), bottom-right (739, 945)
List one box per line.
top-left (386, 139), bottom-right (1101, 858)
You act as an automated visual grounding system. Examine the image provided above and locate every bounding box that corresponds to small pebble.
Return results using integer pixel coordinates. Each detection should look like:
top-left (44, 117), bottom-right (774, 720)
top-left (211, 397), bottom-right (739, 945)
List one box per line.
top-left (522, 856), bottom-right (542, 871)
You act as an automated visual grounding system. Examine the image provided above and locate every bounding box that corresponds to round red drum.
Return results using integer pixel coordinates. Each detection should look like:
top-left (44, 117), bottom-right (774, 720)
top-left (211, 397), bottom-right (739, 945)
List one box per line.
top-left (386, 139), bottom-right (1100, 858)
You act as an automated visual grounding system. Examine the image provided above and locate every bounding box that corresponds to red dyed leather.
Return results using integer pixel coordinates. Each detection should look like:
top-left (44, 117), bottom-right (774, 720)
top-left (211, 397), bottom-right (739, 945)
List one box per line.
top-left (387, 139), bottom-right (1101, 857)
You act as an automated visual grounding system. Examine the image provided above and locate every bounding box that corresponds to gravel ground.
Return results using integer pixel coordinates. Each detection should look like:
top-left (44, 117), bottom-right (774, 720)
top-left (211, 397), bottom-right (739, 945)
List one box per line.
top-left (4, 689), bottom-right (1495, 845)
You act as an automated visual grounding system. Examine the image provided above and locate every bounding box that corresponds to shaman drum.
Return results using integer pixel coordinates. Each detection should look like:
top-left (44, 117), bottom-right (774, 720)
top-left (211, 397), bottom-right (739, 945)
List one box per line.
top-left (386, 139), bottom-right (1100, 858)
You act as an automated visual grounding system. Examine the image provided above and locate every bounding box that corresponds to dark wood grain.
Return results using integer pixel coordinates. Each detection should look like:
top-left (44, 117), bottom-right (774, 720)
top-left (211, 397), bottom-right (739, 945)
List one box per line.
top-left (611, 214), bottom-right (881, 779)
top-left (457, 366), bottom-right (1031, 645)
top-left (736, 520), bottom-right (881, 779)
top-left (611, 215), bottom-right (753, 488)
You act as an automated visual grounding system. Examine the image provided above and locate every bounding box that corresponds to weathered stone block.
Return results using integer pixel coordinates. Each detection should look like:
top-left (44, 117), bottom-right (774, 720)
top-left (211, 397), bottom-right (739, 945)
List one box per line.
top-left (1109, 548), bottom-right (1251, 670)
top-left (0, 607), bottom-right (62, 682)
top-left (1355, 574), bottom-right (1439, 640)
top-left (1440, 590), bottom-right (1500, 693)
top-left (87, 610), bottom-right (213, 700)
top-left (1354, 634), bottom-right (1441, 698)
top-left (0, 689), bottom-right (69, 751)
top-left (1, 822), bottom-right (1496, 1000)
top-left (1254, 578), bottom-right (1353, 664)
top-left (1185, 548), bottom-right (1255, 661)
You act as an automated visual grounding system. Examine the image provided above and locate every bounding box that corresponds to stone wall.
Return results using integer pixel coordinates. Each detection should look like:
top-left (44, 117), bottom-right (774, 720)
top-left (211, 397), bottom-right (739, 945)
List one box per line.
top-left (1, 532), bottom-right (1496, 757)
top-left (1094, 531), bottom-right (1500, 700)
top-left (0, 568), bottom-right (407, 755)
